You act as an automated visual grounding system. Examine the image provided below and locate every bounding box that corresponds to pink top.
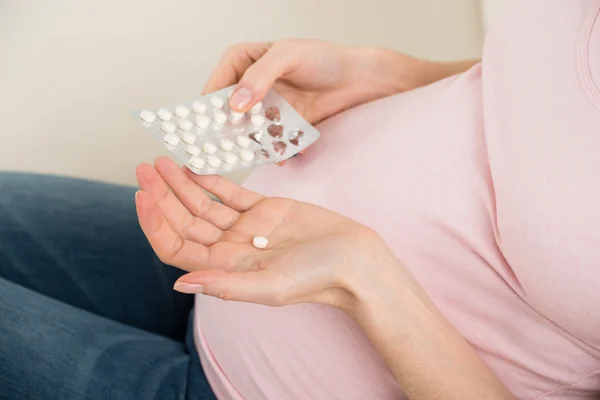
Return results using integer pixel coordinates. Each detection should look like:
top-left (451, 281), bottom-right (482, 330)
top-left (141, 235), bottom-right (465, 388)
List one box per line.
top-left (194, 1), bottom-right (600, 398)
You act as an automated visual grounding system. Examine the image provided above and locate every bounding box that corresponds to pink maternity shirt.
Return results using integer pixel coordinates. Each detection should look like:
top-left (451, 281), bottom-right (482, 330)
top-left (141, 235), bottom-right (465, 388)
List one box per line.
top-left (194, 1), bottom-right (600, 398)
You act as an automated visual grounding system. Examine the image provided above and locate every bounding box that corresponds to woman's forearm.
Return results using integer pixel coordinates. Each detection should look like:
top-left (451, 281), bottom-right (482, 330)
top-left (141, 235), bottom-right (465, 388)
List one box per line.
top-left (343, 252), bottom-right (514, 400)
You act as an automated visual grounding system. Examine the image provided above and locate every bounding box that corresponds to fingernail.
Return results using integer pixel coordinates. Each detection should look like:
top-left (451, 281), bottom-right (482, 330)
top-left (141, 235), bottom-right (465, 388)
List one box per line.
top-left (135, 190), bottom-right (140, 200)
top-left (173, 282), bottom-right (204, 294)
top-left (230, 87), bottom-right (253, 110)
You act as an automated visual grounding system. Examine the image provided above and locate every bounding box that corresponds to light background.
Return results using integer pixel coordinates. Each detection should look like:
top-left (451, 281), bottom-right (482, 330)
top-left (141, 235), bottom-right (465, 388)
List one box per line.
top-left (0, 0), bottom-right (511, 185)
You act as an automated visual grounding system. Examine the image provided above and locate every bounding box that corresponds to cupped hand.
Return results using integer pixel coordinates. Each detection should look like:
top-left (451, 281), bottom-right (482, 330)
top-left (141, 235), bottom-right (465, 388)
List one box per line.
top-left (135, 157), bottom-right (388, 308)
top-left (204, 39), bottom-right (423, 125)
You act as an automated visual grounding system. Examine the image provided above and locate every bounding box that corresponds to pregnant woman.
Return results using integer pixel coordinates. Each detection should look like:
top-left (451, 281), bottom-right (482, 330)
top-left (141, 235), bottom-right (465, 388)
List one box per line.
top-left (1, 1), bottom-right (598, 399)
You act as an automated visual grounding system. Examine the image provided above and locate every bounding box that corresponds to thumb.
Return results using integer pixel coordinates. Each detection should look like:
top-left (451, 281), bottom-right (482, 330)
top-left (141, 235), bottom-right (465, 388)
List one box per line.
top-left (229, 46), bottom-right (298, 112)
top-left (173, 269), bottom-right (290, 306)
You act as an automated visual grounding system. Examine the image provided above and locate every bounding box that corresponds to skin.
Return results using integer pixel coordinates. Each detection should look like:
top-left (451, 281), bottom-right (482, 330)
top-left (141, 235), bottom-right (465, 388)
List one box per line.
top-left (136, 41), bottom-right (514, 399)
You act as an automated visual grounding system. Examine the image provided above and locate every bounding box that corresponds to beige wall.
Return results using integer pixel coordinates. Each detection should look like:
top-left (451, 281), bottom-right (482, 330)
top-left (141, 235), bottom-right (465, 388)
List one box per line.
top-left (0, 0), bottom-right (484, 186)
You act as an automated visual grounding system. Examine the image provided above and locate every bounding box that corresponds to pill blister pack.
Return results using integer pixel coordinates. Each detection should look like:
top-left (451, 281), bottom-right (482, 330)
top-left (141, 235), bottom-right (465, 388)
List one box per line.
top-left (134, 85), bottom-right (320, 175)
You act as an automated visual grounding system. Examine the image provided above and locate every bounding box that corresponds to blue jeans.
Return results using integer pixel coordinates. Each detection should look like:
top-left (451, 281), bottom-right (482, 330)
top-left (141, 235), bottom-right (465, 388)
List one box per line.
top-left (0, 173), bottom-right (216, 400)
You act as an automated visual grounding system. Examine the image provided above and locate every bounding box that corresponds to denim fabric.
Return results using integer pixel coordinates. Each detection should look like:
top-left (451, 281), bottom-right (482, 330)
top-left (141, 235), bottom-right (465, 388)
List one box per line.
top-left (0, 172), bottom-right (216, 400)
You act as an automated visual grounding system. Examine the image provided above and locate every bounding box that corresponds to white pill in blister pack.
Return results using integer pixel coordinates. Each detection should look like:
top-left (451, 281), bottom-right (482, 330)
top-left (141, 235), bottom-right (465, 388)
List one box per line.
top-left (252, 236), bottom-right (268, 249)
top-left (210, 96), bottom-right (224, 109)
top-left (182, 132), bottom-right (196, 144)
top-left (140, 110), bottom-right (156, 123)
top-left (134, 84), bottom-right (320, 175)
top-left (185, 145), bottom-right (200, 156)
top-left (236, 135), bottom-right (250, 148)
top-left (219, 138), bottom-right (234, 151)
top-left (202, 142), bottom-right (217, 155)
top-left (189, 156), bottom-right (205, 169)
top-left (179, 119), bottom-right (193, 131)
top-left (161, 121), bottom-right (176, 134)
top-left (223, 153), bottom-right (238, 165)
top-left (213, 110), bottom-right (227, 124)
top-left (196, 115), bottom-right (210, 129)
top-left (193, 101), bottom-right (207, 114)
top-left (157, 109), bottom-right (172, 121)
top-left (207, 155), bottom-right (221, 167)
top-left (240, 148), bottom-right (255, 162)
top-left (175, 105), bottom-right (190, 118)
top-left (250, 114), bottom-right (264, 128)
top-left (164, 133), bottom-right (180, 146)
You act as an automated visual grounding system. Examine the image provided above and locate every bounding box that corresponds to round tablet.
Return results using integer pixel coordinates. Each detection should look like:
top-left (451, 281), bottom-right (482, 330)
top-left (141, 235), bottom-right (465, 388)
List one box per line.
top-left (252, 236), bottom-right (268, 249)
top-left (251, 114), bottom-right (264, 128)
top-left (175, 105), bottom-right (190, 118)
top-left (250, 101), bottom-right (263, 114)
top-left (140, 110), bottom-right (156, 123)
top-left (179, 119), bottom-right (193, 131)
top-left (157, 108), bottom-right (172, 121)
top-left (210, 96), bottom-right (224, 109)
top-left (202, 142), bottom-right (217, 155)
top-left (164, 133), bottom-right (180, 146)
top-left (185, 145), bottom-right (200, 156)
top-left (219, 138), bottom-right (234, 151)
top-left (230, 111), bottom-right (245, 122)
top-left (213, 110), bottom-right (227, 124)
top-left (207, 155), bottom-right (221, 168)
top-left (192, 101), bottom-right (207, 114)
top-left (182, 132), bottom-right (196, 144)
top-left (240, 148), bottom-right (255, 162)
top-left (161, 121), bottom-right (176, 134)
top-left (189, 156), bottom-right (205, 169)
top-left (223, 153), bottom-right (238, 165)
top-left (236, 135), bottom-right (251, 148)
top-left (196, 114), bottom-right (211, 129)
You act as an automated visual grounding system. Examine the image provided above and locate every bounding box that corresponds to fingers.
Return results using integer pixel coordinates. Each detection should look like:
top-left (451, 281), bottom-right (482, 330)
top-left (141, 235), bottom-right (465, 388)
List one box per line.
top-left (230, 43), bottom-right (300, 111)
top-left (153, 157), bottom-right (240, 230)
top-left (173, 269), bottom-right (290, 306)
top-left (203, 42), bottom-right (271, 95)
top-left (135, 190), bottom-right (210, 271)
top-left (136, 163), bottom-right (223, 245)
top-left (183, 168), bottom-right (264, 212)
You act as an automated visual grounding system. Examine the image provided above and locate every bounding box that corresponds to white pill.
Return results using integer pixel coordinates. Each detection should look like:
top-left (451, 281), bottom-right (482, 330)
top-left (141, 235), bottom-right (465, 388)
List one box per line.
top-left (207, 155), bottom-right (221, 168)
top-left (213, 110), bottom-right (227, 124)
top-left (157, 108), bottom-right (172, 121)
top-left (210, 96), bottom-right (224, 109)
top-left (140, 110), bottom-right (156, 123)
top-left (235, 135), bottom-right (251, 148)
top-left (230, 111), bottom-right (245, 122)
top-left (250, 114), bottom-right (264, 128)
top-left (240, 148), bottom-right (255, 162)
top-left (219, 138), bottom-right (234, 151)
top-left (252, 236), bottom-right (268, 249)
top-left (164, 133), bottom-right (180, 146)
top-left (202, 142), bottom-right (217, 155)
top-left (223, 152), bottom-right (238, 165)
top-left (192, 101), bottom-right (207, 114)
top-left (161, 121), bottom-right (176, 134)
top-left (182, 132), bottom-right (196, 144)
top-left (179, 119), bottom-right (193, 131)
top-left (189, 156), bottom-right (205, 169)
top-left (251, 101), bottom-right (263, 114)
top-left (185, 145), bottom-right (201, 156)
top-left (175, 105), bottom-right (190, 118)
top-left (196, 114), bottom-right (211, 129)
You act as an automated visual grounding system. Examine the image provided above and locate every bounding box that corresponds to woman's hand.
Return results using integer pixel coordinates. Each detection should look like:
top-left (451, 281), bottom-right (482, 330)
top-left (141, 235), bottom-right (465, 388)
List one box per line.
top-left (204, 39), bottom-right (432, 125)
top-left (135, 156), bottom-right (390, 309)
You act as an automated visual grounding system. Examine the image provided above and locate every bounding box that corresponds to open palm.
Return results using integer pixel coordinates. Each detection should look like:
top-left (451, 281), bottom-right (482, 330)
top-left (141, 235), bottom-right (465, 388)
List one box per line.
top-left (135, 157), bottom-right (377, 306)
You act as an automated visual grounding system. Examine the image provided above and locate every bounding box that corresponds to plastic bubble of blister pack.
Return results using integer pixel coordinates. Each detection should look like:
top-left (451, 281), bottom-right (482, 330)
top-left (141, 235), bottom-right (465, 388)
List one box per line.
top-left (133, 85), bottom-right (320, 175)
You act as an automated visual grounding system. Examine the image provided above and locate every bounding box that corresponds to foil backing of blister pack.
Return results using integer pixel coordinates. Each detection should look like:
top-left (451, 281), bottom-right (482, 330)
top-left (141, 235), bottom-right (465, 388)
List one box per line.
top-left (133, 85), bottom-right (320, 175)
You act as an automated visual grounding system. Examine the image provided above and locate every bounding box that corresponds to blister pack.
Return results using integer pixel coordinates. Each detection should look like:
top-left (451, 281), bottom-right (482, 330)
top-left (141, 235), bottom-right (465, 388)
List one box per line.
top-left (133, 85), bottom-right (320, 175)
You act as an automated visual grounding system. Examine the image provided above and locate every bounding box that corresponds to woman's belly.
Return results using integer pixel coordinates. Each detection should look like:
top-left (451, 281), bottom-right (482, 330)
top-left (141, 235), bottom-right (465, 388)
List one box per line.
top-left (194, 67), bottom-right (597, 399)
